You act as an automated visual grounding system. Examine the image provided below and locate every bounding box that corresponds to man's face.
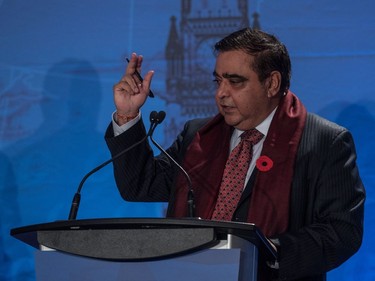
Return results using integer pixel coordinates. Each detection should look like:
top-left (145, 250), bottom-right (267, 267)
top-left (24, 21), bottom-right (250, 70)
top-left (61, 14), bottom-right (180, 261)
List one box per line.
top-left (214, 50), bottom-right (276, 130)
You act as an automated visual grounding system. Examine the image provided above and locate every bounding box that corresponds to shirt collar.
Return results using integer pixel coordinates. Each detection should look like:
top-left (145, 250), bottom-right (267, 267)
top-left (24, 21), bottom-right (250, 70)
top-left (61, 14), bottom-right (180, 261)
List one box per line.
top-left (233, 107), bottom-right (278, 139)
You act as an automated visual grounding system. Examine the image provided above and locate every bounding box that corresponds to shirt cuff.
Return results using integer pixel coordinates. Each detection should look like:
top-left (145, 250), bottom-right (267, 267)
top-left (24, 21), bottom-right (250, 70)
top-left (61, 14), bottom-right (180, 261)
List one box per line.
top-left (112, 111), bottom-right (141, 137)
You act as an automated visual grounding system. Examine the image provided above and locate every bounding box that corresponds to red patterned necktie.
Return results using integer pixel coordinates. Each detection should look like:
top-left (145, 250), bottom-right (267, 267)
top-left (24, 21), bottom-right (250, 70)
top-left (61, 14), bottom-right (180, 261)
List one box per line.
top-left (211, 129), bottom-right (264, 221)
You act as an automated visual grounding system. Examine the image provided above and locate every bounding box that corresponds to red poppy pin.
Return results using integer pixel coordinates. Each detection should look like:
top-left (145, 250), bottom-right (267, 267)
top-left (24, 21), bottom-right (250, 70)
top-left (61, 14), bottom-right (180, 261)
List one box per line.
top-left (256, 155), bottom-right (274, 172)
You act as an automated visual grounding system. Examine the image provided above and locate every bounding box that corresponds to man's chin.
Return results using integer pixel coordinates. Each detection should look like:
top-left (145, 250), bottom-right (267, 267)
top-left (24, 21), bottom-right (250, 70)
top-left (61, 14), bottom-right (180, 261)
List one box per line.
top-left (222, 115), bottom-right (240, 127)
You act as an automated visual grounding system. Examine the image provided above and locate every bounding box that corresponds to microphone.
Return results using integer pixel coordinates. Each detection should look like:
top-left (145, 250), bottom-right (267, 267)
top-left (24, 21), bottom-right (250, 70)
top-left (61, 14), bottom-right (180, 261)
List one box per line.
top-left (149, 111), bottom-right (196, 218)
top-left (67, 111), bottom-right (162, 220)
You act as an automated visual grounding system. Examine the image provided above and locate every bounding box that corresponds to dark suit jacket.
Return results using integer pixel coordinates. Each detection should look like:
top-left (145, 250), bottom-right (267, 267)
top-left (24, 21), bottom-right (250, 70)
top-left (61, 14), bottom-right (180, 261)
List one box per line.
top-left (105, 112), bottom-right (365, 281)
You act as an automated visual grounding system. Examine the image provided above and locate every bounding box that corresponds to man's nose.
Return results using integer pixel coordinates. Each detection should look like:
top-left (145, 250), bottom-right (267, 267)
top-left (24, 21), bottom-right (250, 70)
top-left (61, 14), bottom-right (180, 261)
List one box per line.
top-left (216, 82), bottom-right (229, 98)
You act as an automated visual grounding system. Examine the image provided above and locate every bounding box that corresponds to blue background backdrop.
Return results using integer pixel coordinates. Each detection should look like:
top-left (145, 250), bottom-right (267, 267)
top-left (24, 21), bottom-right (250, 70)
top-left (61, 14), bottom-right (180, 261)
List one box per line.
top-left (0, 0), bottom-right (374, 280)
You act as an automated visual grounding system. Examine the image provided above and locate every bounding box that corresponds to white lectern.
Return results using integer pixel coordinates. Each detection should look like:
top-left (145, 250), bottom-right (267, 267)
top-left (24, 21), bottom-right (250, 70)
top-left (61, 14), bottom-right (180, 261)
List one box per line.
top-left (11, 218), bottom-right (277, 281)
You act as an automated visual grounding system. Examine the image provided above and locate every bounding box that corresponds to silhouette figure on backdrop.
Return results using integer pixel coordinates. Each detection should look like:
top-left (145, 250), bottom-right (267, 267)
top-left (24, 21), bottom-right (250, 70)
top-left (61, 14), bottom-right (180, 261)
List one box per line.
top-left (5, 59), bottom-right (115, 281)
top-left (9, 59), bottom-right (112, 220)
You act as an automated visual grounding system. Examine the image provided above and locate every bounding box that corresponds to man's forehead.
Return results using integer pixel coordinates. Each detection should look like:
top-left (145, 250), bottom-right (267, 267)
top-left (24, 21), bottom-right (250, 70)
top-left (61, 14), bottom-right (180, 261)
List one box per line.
top-left (214, 53), bottom-right (253, 75)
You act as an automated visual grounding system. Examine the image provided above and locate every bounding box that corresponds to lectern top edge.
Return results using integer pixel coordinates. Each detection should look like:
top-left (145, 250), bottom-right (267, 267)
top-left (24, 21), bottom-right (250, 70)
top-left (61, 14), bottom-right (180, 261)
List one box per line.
top-left (10, 217), bottom-right (277, 261)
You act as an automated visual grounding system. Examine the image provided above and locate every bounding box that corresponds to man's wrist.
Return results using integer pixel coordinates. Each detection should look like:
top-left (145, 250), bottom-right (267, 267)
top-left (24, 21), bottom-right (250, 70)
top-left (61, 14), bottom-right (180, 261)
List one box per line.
top-left (115, 111), bottom-right (139, 126)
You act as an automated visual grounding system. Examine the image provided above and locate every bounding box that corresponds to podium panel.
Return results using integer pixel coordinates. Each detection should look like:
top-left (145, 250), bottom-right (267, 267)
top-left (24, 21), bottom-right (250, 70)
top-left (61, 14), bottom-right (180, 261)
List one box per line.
top-left (11, 218), bottom-right (277, 281)
top-left (35, 249), bottom-right (241, 281)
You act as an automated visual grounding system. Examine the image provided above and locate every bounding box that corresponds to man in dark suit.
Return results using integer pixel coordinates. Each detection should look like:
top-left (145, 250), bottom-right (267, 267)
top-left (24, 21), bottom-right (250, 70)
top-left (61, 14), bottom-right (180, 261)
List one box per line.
top-left (105, 28), bottom-right (365, 280)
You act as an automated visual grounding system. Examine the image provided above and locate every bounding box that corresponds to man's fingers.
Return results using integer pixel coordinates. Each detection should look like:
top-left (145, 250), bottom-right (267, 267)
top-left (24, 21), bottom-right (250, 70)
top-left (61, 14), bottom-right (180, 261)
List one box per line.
top-left (119, 53), bottom-right (153, 95)
top-left (125, 53), bottom-right (138, 75)
top-left (137, 55), bottom-right (143, 72)
top-left (113, 81), bottom-right (131, 94)
top-left (118, 75), bottom-right (139, 93)
top-left (142, 70), bottom-right (154, 92)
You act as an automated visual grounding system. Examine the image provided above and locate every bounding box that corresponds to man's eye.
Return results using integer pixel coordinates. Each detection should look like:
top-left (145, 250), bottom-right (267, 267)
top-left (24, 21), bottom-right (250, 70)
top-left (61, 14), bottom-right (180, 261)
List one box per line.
top-left (230, 79), bottom-right (245, 85)
top-left (213, 79), bottom-right (221, 85)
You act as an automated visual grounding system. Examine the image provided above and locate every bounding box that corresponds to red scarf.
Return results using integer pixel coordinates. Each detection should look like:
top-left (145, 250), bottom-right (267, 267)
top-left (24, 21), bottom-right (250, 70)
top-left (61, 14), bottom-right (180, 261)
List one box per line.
top-left (170, 91), bottom-right (306, 237)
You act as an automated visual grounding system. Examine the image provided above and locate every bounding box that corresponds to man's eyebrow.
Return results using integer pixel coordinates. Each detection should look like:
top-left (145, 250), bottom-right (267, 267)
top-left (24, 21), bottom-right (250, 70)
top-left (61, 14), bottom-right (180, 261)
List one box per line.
top-left (223, 73), bottom-right (247, 80)
top-left (213, 71), bottom-right (247, 80)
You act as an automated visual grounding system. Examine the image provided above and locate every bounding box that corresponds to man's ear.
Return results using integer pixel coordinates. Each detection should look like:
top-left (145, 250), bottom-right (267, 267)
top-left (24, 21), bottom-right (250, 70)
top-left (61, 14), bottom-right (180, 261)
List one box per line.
top-left (267, 71), bottom-right (282, 97)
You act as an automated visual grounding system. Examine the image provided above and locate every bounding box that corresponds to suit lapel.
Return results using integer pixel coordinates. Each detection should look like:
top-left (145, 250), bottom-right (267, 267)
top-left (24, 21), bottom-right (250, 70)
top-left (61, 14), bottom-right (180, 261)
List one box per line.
top-left (235, 169), bottom-right (258, 219)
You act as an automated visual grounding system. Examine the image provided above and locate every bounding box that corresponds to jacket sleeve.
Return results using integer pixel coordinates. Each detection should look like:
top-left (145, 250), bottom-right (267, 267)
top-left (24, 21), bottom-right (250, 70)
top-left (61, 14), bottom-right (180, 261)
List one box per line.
top-left (104, 119), bottom-right (174, 202)
top-left (104, 117), bottom-right (202, 203)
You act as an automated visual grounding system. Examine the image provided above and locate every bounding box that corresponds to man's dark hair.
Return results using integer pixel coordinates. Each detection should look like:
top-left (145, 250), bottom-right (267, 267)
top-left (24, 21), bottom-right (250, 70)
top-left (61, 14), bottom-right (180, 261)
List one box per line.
top-left (214, 28), bottom-right (291, 94)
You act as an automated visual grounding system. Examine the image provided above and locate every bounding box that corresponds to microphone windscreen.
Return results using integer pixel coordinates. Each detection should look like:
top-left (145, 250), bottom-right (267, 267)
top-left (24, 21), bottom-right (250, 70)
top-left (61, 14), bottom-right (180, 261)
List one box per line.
top-left (157, 111), bottom-right (166, 124)
top-left (150, 111), bottom-right (158, 123)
